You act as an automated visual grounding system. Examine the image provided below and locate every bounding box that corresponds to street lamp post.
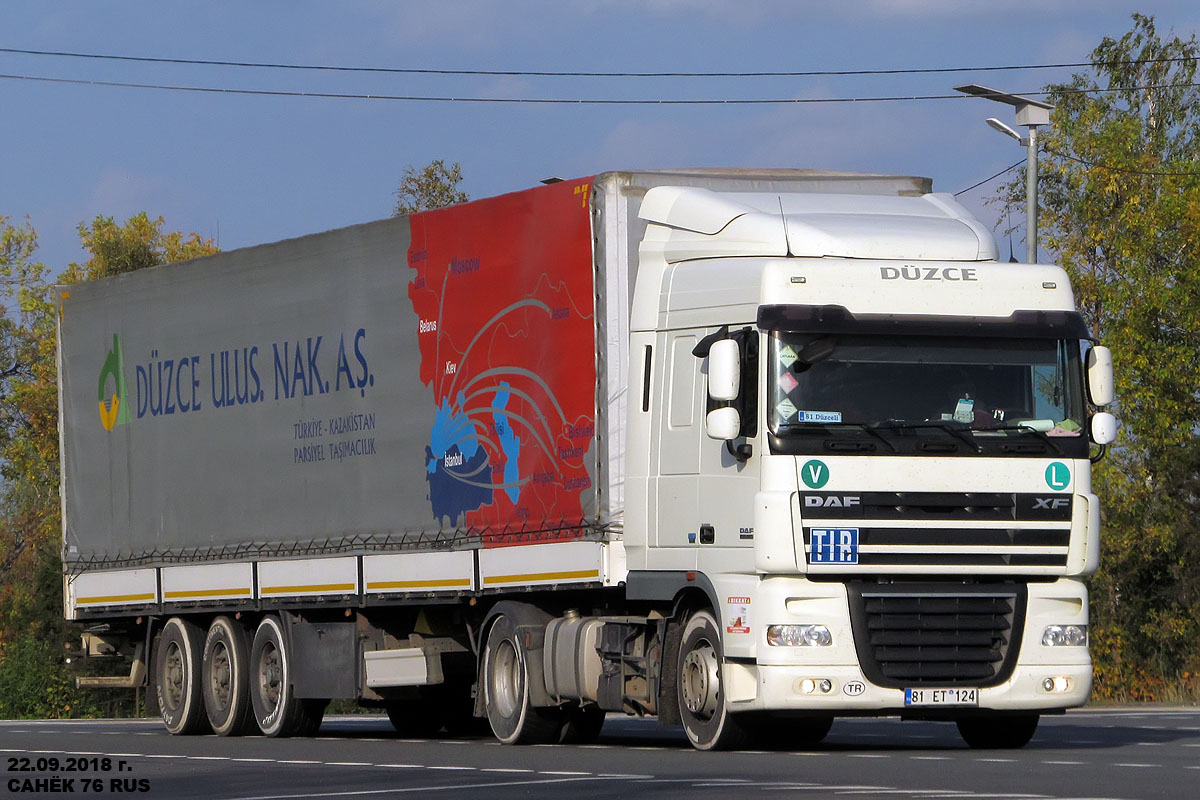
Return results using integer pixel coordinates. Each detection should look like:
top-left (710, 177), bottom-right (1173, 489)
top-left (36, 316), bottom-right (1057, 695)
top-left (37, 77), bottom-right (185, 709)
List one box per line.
top-left (954, 84), bottom-right (1053, 264)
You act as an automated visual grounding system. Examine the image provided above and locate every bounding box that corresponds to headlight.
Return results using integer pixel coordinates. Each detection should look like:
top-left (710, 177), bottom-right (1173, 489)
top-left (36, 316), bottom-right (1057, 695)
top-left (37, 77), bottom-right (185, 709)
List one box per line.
top-left (767, 624), bottom-right (832, 647)
top-left (1042, 624), bottom-right (1088, 646)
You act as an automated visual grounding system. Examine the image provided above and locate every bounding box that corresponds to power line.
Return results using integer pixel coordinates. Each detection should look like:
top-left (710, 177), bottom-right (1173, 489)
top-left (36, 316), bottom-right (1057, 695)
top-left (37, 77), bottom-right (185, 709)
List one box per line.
top-left (4, 71), bottom-right (1199, 106)
top-left (954, 160), bottom-right (1024, 196)
top-left (0, 46), bottom-right (1194, 79)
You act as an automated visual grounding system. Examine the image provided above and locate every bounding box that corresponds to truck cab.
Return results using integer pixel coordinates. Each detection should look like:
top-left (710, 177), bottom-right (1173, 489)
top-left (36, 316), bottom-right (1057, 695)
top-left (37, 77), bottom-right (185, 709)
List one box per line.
top-left (623, 184), bottom-right (1115, 749)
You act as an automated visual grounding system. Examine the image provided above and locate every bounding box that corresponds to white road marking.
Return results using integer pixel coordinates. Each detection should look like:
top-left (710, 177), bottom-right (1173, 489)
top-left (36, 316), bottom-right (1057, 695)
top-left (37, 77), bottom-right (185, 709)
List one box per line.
top-left (1112, 762), bottom-right (1159, 767)
top-left (226, 776), bottom-right (625, 800)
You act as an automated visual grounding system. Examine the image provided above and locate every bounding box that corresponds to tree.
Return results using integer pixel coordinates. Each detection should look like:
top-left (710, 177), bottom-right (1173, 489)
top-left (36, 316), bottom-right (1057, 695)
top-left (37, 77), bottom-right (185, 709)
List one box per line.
top-left (0, 213), bottom-right (217, 717)
top-left (393, 159), bottom-right (469, 216)
top-left (998, 14), bottom-right (1200, 697)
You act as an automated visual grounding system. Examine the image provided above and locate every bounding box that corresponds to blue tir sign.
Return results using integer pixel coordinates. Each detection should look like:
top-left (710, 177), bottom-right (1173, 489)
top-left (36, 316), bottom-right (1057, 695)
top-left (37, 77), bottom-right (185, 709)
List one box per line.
top-left (810, 528), bottom-right (859, 564)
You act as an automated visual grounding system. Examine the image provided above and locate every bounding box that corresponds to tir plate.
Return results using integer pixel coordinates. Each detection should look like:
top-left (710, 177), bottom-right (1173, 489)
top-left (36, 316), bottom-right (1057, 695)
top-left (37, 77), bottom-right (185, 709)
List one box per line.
top-left (904, 687), bottom-right (979, 707)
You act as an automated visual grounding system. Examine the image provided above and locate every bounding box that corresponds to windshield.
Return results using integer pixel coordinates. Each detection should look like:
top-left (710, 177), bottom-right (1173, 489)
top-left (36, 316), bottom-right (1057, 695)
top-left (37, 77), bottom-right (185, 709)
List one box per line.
top-left (769, 332), bottom-right (1088, 457)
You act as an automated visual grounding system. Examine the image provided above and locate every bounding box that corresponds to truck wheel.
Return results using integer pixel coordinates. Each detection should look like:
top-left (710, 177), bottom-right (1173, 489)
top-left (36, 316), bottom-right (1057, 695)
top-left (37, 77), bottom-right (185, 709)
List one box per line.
top-left (385, 692), bottom-right (444, 737)
top-left (482, 614), bottom-right (561, 745)
top-left (155, 617), bottom-right (211, 735)
top-left (752, 714), bottom-right (833, 749)
top-left (249, 615), bottom-right (307, 737)
top-left (677, 609), bottom-right (750, 751)
top-left (202, 617), bottom-right (253, 736)
top-left (559, 704), bottom-right (605, 744)
top-left (956, 714), bottom-right (1039, 749)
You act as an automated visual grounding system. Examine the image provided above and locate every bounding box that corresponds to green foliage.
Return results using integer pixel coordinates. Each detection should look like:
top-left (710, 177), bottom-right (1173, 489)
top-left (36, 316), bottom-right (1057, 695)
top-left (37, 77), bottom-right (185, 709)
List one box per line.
top-left (997, 14), bottom-right (1200, 698)
top-left (393, 159), bottom-right (469, 216)
top-left (0, 634), bottom-right (76, 719)
top-left (0, 213), bottom-right (216, 718)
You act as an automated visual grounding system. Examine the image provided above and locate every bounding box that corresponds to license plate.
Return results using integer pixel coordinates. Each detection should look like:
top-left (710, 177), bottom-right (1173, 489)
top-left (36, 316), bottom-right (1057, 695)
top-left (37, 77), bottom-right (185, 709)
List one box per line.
top-left (904, 687), bottom-right (979, 706)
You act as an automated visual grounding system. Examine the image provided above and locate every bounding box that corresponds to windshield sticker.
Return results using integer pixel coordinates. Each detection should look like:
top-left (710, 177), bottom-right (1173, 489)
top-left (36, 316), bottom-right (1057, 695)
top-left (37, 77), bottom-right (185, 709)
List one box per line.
top-left (777, 371), bottom-right (799, 393)
top-left (953, 397), bottom-right (975, 424)
top-left (797, 410), bottom-right (842, 423)
top-left (777, 345), bottom-right (798, 369)
top-left (775, 398), bottom-right (798, 421)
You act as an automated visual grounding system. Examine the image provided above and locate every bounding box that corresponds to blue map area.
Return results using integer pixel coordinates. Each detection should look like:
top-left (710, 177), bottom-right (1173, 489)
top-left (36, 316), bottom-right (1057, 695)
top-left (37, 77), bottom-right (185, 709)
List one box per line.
top-left (425, 394), bottom-right (491, 526)
top-left (425, 384), bottom-right (524, 525)
top-left (492, 382), bottom-right (522, 504)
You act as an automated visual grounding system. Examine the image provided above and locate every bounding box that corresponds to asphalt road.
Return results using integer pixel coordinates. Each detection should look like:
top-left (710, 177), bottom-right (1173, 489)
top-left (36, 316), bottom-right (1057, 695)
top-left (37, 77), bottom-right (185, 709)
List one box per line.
top-left (2, 707), bottom-right (1198, 799)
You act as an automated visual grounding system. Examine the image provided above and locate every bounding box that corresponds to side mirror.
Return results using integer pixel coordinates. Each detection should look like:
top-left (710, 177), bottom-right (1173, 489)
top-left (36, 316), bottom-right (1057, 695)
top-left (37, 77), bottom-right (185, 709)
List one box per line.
top-left (1090, 411), bottom-right (1118, 445)
top-left (1086, 346), bottom-right (1114, 407)
top-left (708, 339), bottom-right (740, 402)
top-left (706, 407), bottom-right (741, 441)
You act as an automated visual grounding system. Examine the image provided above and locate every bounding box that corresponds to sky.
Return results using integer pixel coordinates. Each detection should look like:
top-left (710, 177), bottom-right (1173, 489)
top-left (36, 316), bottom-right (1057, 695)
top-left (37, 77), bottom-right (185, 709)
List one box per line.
top-left (2, 1), bottom-right (1197, 273)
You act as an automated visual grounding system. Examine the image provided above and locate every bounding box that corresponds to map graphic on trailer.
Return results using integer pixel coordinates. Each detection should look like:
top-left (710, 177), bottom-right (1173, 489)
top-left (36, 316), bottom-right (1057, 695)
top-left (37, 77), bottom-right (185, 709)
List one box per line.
top-left (406, 180), bottom-right (597, 541)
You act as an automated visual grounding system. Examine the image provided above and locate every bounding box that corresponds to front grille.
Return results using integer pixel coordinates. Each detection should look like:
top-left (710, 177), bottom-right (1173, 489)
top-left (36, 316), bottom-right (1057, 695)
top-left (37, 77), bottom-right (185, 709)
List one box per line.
top-left (800, 491), bottom-right (1073, 574)
top-left (847, 582), bottom-right (1026, 688)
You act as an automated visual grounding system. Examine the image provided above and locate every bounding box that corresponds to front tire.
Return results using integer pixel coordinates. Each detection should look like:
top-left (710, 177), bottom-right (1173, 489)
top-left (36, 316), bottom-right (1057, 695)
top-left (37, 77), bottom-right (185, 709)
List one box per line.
top-left (202, 616), bottom-right (253, 736)
top-left (957, 714), bottom-right (1039, 749)
top-left (155, 617), bottom-right (210, 735)
top-left (676, 609), bottom-right (749, 751)
top-left (482, 614), bottom-right (561, 744)
top-left (249, 615), bottom-right (313, 737)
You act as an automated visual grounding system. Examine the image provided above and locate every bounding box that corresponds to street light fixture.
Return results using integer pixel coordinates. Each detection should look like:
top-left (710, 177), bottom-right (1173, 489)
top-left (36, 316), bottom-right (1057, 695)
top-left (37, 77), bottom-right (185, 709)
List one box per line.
top-left (954, 84), bottom-right (1053, 264)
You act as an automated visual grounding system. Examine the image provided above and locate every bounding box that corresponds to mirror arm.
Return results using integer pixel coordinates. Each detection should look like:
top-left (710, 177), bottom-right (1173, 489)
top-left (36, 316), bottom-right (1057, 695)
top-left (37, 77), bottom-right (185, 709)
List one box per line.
top-left (1090, 443), bottom-right (1107, 464)
top-left (725, 440), bottom-right (753, 462)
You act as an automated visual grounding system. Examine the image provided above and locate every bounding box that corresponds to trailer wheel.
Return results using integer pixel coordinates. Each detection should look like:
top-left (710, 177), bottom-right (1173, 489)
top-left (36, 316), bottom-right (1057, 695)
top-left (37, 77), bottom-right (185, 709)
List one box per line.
top-left (202, 617), bottom-right (254, 736)
top-left (482, 614), bottom-right (561, 745)
top-left (249, 615), bottom-right (309, 737)
top-left (956, 714), bottom-right (1039, 749)
top-left (155, 617), bottom-right (210, 735)
top-left (676, 609), bottom-right (750, 751)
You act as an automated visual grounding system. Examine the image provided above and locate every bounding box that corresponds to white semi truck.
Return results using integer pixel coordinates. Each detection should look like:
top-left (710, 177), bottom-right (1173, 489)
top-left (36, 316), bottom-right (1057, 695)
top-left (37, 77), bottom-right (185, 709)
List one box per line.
top-left (60, 169), bottom-right (1115, 750)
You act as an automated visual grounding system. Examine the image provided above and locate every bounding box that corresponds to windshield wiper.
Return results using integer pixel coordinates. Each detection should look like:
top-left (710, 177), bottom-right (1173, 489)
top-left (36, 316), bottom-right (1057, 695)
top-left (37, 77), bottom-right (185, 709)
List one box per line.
top-left (871, 419), bottom-right (983, 453)
top-left (993, 423), bottom-right (1065, 455)
top-left (776, 422), bottom-right (898, 452)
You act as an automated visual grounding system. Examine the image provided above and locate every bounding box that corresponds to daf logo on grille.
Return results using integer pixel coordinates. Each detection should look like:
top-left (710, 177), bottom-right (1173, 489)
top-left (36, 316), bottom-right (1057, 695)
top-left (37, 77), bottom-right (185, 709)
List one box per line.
top-left (804, 495), bottom-right (861, 508)
top-left (1033, 497), bottom-right (1071, 510)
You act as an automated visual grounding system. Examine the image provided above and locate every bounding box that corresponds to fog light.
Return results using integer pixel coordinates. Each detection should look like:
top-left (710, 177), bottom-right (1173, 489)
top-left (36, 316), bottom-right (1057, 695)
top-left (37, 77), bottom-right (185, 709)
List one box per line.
top-left (1041, 676), bottom-right (1071, 693)
top-left (798, 678), bottom-right (834, 694)
top-left (1042, 624), bottom-right (1088, 647)
top-left (767, 624), bottom-right (833, 647)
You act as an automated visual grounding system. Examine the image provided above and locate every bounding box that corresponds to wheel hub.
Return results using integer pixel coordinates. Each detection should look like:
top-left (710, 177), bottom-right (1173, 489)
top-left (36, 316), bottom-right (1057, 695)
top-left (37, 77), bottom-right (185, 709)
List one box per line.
top-left (681, 643), bottom-right (720, 719)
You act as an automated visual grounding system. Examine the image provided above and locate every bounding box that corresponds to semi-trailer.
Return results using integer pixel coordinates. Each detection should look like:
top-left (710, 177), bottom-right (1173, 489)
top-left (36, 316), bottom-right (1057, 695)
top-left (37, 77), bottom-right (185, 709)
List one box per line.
top-left (60, 169), bottom-right (1115, 749)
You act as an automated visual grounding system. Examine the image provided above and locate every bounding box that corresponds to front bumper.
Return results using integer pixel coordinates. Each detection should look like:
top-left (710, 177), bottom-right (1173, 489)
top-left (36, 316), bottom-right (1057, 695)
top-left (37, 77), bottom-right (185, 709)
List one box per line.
top-left (718, 574), bottom-right (1092, 716)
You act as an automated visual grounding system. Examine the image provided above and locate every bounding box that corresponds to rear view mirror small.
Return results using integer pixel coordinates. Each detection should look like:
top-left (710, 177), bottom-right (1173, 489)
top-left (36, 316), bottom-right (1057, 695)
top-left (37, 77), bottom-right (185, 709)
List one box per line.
top-left (1086, 346), bottom-right (1114, 407)
top-left (706, 407), bottom-right (741, 440)
top-left (708, 339), bottom-right (740, 402)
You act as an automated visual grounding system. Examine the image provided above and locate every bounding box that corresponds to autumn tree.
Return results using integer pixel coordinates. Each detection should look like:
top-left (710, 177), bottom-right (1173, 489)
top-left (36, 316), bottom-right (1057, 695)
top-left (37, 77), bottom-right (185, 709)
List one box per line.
top-left (393, 159), bottom-right (469, 216)
top-left (998, 14), bottom-right (1200, 696)
top-left (0, 213), bottom-right (216, 717)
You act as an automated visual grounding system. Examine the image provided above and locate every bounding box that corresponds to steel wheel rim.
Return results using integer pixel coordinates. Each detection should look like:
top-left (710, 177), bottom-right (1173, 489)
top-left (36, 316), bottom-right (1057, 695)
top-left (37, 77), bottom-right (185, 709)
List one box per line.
top-left (210, 641), bottom-right (232, 712)
top-left (681, 640), bottom-right (720, 719)
top-left (258, 640), bottom-right (282, 713)
top-left (490, 639), bottom-right (520, 719)
top-left (163, 640), bottom-right (185, 711)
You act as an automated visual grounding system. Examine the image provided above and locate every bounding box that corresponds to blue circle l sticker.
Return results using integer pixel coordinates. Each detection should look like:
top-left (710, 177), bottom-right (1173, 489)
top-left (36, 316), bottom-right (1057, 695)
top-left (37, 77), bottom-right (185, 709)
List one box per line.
top-left (1045, 461), bottom-right (1071, 491)
top-left (801, 459), bottom-right (830, 489)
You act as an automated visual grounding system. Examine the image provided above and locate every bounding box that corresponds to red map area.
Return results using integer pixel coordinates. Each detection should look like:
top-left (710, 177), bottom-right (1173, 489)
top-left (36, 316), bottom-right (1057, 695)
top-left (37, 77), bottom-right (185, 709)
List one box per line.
top-left (406, 178), bottom-right (597, 545)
